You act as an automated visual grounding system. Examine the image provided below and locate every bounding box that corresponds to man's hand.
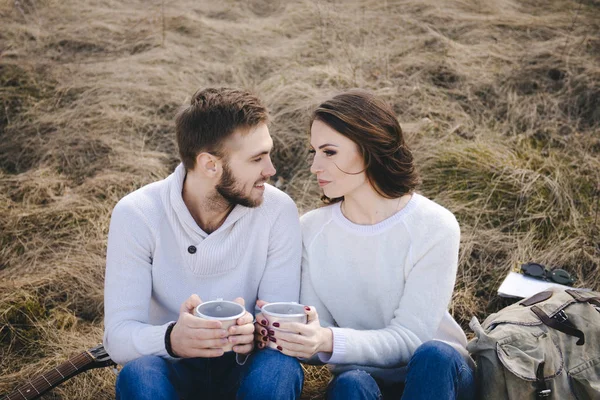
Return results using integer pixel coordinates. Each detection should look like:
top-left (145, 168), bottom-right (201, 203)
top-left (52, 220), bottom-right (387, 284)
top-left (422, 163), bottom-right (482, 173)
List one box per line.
top-left (228, 297), bottom-right (255, 355)
top-left (169, 294), bottom-right (229, 358)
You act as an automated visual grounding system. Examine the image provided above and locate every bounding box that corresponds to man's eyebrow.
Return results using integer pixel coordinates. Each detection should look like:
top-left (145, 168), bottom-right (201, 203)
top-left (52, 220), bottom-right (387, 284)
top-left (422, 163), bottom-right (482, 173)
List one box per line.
top-left (249, 150), bottom-right (270, 159)
top-left (318, 143), bottom-right (338, 149)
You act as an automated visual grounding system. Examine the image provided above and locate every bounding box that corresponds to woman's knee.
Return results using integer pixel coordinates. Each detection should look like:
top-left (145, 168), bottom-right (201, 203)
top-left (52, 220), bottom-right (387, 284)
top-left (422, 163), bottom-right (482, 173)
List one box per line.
top-left (409, 341), bottom-right (463, 373)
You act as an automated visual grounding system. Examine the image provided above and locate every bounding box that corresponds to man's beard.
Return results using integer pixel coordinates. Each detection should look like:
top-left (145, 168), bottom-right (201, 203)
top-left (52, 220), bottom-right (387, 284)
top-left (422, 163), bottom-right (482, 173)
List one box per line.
top-left (215, 163), bottom-right (264, 208)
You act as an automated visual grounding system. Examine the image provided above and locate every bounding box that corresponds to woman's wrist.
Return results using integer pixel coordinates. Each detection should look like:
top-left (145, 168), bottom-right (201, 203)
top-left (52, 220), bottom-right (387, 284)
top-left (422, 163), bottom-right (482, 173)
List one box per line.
top-left (317, 326), bottom-right (334, 353)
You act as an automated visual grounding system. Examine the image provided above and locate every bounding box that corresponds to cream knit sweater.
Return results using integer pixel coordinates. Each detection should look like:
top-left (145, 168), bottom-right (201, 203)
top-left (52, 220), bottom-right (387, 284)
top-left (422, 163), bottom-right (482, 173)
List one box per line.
top-left (103, 164), bottom-right (302, 365)
top-left (300, 193), bottom-right (469, 384)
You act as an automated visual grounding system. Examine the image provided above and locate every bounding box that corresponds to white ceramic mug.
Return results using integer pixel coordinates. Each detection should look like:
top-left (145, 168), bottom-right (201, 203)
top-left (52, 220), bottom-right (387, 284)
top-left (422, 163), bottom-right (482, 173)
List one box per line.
top-left (194, 299), bottom-right (246, 352)
top-left (261, 302), bottom-right (308, 350)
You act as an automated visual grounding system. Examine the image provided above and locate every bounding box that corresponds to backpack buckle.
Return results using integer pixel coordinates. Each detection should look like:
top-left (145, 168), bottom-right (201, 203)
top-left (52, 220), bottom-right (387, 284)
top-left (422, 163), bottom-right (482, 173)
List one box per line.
top-left (537, 389), bottom-right (552, 398)
top-left (554, 310), bottom-right (568, 323)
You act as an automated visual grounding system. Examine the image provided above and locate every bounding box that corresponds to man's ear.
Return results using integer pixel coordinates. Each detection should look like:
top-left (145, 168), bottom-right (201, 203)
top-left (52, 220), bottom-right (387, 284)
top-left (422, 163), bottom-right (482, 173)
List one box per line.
top-left (195, 152), bottom-right (220, 178)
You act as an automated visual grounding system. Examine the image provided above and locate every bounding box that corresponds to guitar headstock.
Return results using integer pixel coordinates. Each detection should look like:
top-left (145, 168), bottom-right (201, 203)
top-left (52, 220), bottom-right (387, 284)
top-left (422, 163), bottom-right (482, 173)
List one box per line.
top-left (86, 344), bottom-right (116, 369)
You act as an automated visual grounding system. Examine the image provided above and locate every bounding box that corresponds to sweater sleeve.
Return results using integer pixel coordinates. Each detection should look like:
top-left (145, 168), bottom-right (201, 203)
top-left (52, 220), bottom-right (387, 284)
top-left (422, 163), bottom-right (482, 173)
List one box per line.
top-left (327, 214), bottom-right (461, 367)
top-left (257, 196), bottom-right (302, 303)
top-left (299, 241), bottom-right (339, 365)
top-left (103, 198), bottom-right (174, 365)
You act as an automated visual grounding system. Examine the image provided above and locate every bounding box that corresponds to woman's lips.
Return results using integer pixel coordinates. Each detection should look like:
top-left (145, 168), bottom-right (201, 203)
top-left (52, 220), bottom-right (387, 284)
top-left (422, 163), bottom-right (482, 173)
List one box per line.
top-left (318, 179), bottom-right (331, 187)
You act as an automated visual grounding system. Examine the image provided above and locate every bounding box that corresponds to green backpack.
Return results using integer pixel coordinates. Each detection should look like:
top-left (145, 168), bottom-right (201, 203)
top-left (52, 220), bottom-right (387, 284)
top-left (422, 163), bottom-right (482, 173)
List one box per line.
top-left (467, 288), bottom-right (600, 400)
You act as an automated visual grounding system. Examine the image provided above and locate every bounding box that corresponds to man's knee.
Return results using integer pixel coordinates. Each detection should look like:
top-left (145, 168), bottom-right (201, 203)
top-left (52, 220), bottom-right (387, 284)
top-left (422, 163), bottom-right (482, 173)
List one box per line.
top-left (238, 350), bottom-right (304, 399)
top-left (334, 370), bottom-right (377, 390)
top-left (117, 356), bottom-right (176, 400)
top-left (328, 370), bottom-right (380, 400)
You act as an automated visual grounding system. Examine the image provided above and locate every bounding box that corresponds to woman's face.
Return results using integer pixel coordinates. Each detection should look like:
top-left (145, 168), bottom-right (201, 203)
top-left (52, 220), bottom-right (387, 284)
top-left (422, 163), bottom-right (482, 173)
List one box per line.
top-left (309, 119), bottom-right (368, 199)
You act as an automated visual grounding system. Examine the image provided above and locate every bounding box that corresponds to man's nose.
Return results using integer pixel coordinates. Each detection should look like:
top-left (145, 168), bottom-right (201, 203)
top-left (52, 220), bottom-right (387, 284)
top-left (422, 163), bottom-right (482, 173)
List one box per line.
top-left (263, 157), bottom-right (276, 177)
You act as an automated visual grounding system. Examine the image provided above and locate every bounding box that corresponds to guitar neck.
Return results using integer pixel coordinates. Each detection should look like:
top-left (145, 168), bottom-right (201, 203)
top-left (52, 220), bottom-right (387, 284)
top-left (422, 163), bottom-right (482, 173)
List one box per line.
top-left (4, 351), bottom-right (94, 400)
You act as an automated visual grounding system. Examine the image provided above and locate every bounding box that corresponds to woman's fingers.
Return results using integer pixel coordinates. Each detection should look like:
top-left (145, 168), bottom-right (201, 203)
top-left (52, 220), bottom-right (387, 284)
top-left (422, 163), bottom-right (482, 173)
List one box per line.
top-left (270, 328), bottom-right (312, 346)
top-left (256, 299), bottom-right (269, 309)
top-left (254, 322), bottom-right (269, 335)
top-left (254, 331), bottom-right (268, 344)
top-left (275, 339), bottom-right (313, 359)
top-left (276, 321), bottom-right (312, 335)
top-left (304, 305), bottom-right (319, 323)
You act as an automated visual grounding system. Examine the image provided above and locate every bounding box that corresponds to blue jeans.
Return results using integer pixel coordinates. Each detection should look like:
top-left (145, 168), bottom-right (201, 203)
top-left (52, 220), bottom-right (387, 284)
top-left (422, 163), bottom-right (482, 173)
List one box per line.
top-left (116, 349), bottom-right (303, 400)
top-left (327, 341), bottom-right (475, 400)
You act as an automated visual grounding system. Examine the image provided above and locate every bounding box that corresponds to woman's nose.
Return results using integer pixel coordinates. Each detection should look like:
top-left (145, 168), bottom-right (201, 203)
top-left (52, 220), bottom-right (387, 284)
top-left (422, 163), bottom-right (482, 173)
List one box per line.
top-left (310, 156), bottom-right (322, 174)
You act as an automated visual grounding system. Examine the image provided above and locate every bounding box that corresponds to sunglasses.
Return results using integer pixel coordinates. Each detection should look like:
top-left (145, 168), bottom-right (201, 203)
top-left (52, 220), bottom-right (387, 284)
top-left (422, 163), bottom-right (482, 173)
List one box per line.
top-left (521, 262), bottom-right (576, 286)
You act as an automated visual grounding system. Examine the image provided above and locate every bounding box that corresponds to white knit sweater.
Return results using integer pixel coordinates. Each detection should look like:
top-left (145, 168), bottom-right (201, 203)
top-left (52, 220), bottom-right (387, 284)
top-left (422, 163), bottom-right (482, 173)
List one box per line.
top-left (300, 193), bottom-right (469, 384)
top-left (103, 163), bottom-right (302, 365)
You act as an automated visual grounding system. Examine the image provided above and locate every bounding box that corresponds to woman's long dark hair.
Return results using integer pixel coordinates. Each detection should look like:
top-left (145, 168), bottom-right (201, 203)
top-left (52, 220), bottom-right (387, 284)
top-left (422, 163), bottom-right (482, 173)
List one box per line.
top-left (311, 90), bottom-right (420, 204)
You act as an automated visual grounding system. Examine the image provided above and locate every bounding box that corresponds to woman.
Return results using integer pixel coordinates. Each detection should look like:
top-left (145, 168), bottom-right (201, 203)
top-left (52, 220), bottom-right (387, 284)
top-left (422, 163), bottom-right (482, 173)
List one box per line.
top-left (255, 90), bottom-right (475, 400)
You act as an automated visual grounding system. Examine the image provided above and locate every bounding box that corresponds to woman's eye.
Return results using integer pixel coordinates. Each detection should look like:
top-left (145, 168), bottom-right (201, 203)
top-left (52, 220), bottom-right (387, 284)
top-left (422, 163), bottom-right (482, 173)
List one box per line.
top-left (324, 150), bottom-right (336, 157)
top-left (308, 149), bottom-right (316, 154)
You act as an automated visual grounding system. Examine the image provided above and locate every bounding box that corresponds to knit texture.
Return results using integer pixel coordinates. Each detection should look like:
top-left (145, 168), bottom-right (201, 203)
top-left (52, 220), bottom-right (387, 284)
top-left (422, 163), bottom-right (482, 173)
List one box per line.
top-left (103, 163), bottom-right (302, 365)
top-left (300, 193), bottom-right (469, 384)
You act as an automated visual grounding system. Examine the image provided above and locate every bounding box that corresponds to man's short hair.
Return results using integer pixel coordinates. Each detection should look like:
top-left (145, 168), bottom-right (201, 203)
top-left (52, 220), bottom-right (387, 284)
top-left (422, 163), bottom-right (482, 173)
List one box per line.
top-left (175, 87), bottom-right (269, 171)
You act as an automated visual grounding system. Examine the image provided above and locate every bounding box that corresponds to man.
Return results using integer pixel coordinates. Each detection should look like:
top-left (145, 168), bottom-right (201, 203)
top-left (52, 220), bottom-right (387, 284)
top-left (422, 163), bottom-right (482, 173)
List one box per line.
top-left (103, 88), bottom-right (304, 399)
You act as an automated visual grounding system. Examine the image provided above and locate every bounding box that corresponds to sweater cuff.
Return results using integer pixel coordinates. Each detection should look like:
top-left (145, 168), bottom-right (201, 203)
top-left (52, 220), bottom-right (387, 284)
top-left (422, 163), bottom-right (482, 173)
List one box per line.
top-left (317, 327), bottom-right (346, 364)
top-left (136, 321), bottom-right (178, 360)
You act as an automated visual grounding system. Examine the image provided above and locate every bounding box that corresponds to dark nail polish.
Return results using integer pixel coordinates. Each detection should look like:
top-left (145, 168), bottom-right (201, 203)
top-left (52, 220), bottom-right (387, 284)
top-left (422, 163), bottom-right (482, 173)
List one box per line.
top-left (261, 319), bottom-right (267, 325)
top-left (261, 329), bottom-right (267, 335)
top-left (262, 336), bottom-right (268, 342)
top-left (277, 346), bottom-right (282, 351)
top-left (272, 322), bottom-right (280, 327)
top-left (269, 337), bottom-right (276, 342)
top-left (304, 306), bottom-right (311, 311)
top-left (268, 330), bottom-right (275, 336)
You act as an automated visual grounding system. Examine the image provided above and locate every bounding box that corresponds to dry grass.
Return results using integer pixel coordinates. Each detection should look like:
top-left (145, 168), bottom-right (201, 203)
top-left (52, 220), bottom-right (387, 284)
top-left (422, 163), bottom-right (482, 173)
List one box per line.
top-left (1, 0), bottom-right (599, 398)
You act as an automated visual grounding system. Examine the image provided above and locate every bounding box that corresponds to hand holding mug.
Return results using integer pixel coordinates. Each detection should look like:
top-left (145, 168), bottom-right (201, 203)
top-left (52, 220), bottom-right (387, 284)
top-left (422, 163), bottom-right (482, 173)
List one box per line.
top-left (170, 294), bottom-right (229, 358)
top-left (226, 297), bottom-right (255, 355)
top-left (254, 301), bottom-right (332, 358)
top-left (266, 305), bottom-right (332, 358)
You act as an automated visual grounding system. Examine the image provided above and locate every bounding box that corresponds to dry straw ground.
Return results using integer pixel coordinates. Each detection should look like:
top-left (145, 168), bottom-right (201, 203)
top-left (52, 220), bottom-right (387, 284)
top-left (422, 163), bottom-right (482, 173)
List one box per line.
top-left (1, 0), bottom-right (599, 398)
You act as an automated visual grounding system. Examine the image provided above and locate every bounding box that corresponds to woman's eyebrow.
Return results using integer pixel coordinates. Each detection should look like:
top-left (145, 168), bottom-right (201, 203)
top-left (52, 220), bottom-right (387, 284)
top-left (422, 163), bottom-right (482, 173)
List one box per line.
top-left (318, 143), bottom-right (339, 149)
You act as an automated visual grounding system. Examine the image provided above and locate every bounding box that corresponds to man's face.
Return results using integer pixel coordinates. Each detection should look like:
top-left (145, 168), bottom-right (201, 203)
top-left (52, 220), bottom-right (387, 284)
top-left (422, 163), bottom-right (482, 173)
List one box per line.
top-left (216, 123), bottom-right (276, 207)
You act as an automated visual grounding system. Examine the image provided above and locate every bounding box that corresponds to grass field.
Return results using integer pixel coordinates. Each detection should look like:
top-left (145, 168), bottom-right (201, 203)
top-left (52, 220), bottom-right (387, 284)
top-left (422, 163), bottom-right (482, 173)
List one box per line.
top-left (1, 0), bottom-right (599, 398)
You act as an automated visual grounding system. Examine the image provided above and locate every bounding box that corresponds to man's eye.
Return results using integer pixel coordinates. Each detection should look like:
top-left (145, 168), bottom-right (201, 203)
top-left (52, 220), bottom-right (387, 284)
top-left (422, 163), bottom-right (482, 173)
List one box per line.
top-left (253, 157), bottom-right (262, 162)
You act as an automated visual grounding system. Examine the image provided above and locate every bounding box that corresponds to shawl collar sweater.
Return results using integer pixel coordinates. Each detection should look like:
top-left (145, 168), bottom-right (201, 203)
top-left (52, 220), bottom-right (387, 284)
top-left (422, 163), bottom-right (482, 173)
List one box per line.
top-left (104, 164), bottom-right (301, 364)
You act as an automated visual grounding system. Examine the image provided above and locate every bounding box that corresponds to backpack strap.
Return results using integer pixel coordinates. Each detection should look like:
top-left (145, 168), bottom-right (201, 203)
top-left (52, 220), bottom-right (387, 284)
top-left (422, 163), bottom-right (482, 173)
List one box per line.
top-left (531, 306), bottom-right (585, 345)
top-left (566, 289), bottom-right (600, 307)
top-left (520, 291), bottom-right (553, 306)
top-left (535, 361), bottom-right (552, 399)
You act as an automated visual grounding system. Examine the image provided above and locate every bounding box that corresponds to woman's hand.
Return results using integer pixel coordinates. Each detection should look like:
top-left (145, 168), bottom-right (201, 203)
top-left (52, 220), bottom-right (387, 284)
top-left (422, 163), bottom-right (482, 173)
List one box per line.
top-left (255, 304), bottom-right (333, 358)
top-left (253, 299), bottom-right (270, 350)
